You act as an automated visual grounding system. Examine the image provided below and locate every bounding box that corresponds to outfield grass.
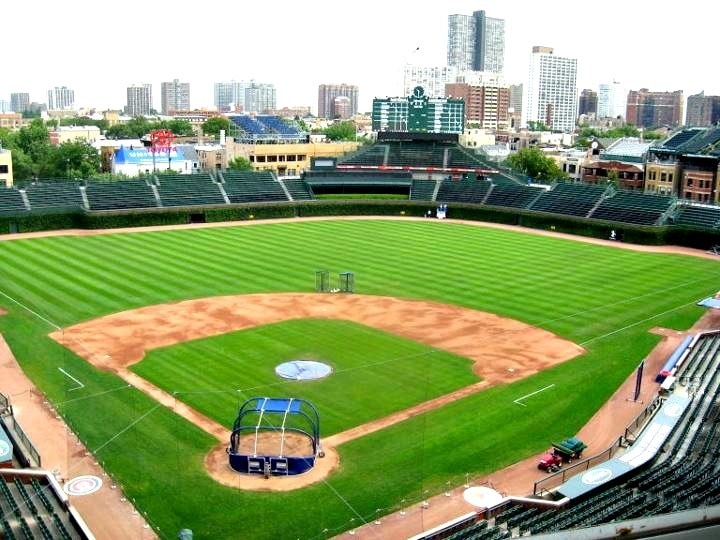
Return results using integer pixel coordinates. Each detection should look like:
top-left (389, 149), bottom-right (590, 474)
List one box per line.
top-left (0, 219), bottom-right (718, 539)
top-left (133, 320), bottom-right (479, 435)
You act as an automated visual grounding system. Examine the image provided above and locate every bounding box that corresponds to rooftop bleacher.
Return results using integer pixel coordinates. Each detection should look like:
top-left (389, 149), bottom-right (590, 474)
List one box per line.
top-left (255, 115), bottom-right (302, 136)
top-left (673, 205), bottom-right (720, 229)
top-left (229, 115), bottom-right (268, 135)
top-left (589, 190), bottom-right (674, 225)
top-left (156, 173), bottom-right (226, 207)
top-left (85, 180), bottom-right (158, 211)
top-left (657, 128), bottom-right (705, 150)
top-left (528, 182), bottom-right (608, 218)
top-left (0, 188), bottom-right (27, 214)
top-left (222, 170), bottom-right (287, 204)
top-left (23, 183), bottom-right (83, 211)
top-left (675, 127), bottom-right (720, 156)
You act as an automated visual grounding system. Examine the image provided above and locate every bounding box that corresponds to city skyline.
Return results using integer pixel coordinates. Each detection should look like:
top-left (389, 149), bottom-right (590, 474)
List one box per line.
top-left (2, 0), bottom-right (717, 115)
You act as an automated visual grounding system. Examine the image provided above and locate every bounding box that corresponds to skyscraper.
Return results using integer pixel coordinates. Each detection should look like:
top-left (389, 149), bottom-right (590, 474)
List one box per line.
top-left (126, 84), bottom-right (153, 117)
top-left (597, 81), bottom-right (626, 119)
top-left (47, 86), bottom-right (75, 110)
top-left (244, 82), bottom-right (276, 113)
top-left (10, 93), bottom-right (29, 114)
top-left (578, 89), bottom-right (598, 116)
top-left (523, 46), bottom-right (578, 133)
top-left (447, 10), bottom-right (504, 73)
top-left (318, 84), bottom-right (359, 118)
top-left (214, 81), bottom-right (247, 112)
top-left (686, 92), bottom-right (720, 126)
top-left (160, 79), bottom-right (190, 115)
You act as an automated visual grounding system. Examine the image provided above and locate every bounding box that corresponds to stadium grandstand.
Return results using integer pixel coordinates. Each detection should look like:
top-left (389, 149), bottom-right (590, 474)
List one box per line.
top-left (409, 330), bottom-right (720, 540)
top-left (0, 393), bottom-right (93, 539)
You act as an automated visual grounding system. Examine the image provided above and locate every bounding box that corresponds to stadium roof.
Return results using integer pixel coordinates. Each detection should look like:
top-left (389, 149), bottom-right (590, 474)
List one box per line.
top-left (600, 137), bottom-right (651, 163)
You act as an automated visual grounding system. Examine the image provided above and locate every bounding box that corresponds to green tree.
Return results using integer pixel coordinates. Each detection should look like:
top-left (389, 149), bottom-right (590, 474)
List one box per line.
top-left (228, 156), bottom-right (253, 171)
top-left (161, 119), bottom-right (194, 137)
top-left (202, 117), bottom-right (231, 137)
top-left (46, 140), bottom-right (101, 179)
top-left (527, 120), bottom-right (549, 132)
top-left (324, 121), bottom-right (357, 141)
top-left (505, 147), bottom-right (566, 182)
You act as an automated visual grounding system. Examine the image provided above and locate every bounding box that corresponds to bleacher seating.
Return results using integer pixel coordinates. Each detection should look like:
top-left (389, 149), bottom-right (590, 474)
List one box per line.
top-left (85, 180), bottom-right (157, 211)
top-left (339, 145), bottom-right (388, 166)
top-left (446, 147), bottom-right (490, 169)
top-left (484, 184), bottom-right (541, 209)
top-left (436, 179), bottom-right (491, 204)
top-left (0, 188), bottom-right (27, 214)
top-left (385, 142), bottom-right (445, 167)
top-left (673, 205), bottom-right (720, 229)
top-left (255, 116), bottom-right (302, 136)
top-left (410, 179), bottom-right (437, 201)
top-left (156, 173), bottom-right (226, 207)
top-left (281, 179), bottom-right (314, 201)
top-left (529, 182), bottom-right (608, 217)
top-left (229, 115), bottom-right (268, 135)
top-left (23, 183), bottom-right (83, 211)
top-left (589, 191), bottom-right (673, 225)
top-left (222, 171), bottom-right (288, 204)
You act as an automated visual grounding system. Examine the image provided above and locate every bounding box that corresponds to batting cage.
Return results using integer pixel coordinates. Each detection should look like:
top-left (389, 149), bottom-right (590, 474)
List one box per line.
top-left (228, 397), bottom-right (322, 476)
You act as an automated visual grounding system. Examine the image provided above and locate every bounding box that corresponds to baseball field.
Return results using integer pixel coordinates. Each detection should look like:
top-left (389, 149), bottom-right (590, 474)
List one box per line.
top-left (0, 218), bottom-right (718, 539)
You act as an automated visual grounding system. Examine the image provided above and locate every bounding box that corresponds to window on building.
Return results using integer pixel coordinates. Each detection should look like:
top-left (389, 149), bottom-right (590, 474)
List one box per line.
top-left (687, 178), bottom-right (693, 186)
top-left (660, 172), bottom-right (666, 181)
top-left (0, 165), bottom-right (8, 174)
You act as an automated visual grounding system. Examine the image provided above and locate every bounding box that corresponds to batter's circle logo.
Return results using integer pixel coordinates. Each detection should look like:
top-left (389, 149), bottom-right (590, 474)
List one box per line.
top-left (581, 467), bottom-right (613, 485)
top-left (64, 475), bottom-right (102, 496)
top-left (664, 403), bottom-right (683, 418)
top-left (0, 440), bottom-right (10, 457)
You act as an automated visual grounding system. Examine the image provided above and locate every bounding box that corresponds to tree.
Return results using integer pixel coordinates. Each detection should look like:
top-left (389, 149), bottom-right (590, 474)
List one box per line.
top-left (324, 121), bottom-right (357, 141)
top-left (228, 156), bottom-right (253, 171)
top-left (46, 140), bottom-right (101, 179)
top-left (161, 119), bottom-right (194, 137)
top-left (505, 147), bottom-right (566, 182)
top-left (527, 121), bottom-right (549, 132)
top-left (202, 117), bottom-right (231, 137)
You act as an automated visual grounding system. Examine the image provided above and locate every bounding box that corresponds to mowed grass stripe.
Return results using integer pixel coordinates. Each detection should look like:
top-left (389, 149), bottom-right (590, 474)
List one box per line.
top-left (1, 220), bottom-right (719, 539)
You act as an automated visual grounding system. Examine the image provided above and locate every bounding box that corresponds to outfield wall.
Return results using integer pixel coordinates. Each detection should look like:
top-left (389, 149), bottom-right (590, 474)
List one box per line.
top-left (1, 200), bottom-right (719, 248)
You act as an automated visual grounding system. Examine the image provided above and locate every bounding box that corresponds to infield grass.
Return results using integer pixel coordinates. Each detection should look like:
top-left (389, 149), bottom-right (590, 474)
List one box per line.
top-left (0, 219), bottom-right (718, 539)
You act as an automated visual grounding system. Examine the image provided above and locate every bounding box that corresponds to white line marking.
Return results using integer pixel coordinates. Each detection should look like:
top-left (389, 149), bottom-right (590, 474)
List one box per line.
top-left (0, 289), bottom-right (61, 330)
top-left (58, 368), bottom-right (85, 391)
top-left (513, 384), bottom-right (555, 407)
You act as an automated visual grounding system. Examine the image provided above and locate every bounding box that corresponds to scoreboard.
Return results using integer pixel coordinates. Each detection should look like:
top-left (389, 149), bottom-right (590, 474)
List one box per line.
top-left (372, 86), bottom-right (464, 134)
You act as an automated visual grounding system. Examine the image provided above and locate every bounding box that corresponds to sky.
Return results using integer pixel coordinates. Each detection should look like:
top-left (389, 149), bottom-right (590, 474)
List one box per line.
top-left (2, 0), bottom-right (718, 115)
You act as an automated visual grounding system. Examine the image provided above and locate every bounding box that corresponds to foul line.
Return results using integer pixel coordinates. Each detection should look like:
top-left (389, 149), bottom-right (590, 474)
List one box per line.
top-left (58, 367), bottom-right (85, 391)
top-left (0, 289), bottom-right (61, 330)
top-left (513, 384), bottom-right (555, 407)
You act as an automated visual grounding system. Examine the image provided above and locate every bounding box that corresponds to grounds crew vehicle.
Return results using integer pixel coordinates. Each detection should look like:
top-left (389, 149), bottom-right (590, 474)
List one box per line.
top-left (537, 437), bottom-right (587, 472)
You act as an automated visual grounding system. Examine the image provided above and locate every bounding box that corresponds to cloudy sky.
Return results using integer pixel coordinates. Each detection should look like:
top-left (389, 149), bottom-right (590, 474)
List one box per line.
top-left (3, 0), bottom-right (717, 114)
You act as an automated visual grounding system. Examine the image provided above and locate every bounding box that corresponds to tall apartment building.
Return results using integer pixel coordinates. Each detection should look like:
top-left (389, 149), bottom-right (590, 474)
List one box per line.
top-left (625, 88), bottom-right (683, 128)
top-left (214, 81), bottom-right (247, 112)
top-left (10, 93), bottom-right (29, 114)
top-left (47, 86), bottom-right (75, 110)
top-left (597, 81), bottom-right (626, 119)
top-left (523, 46), bottom-right (578, 133)
top-left (445, 81), bottom-right (509, 130)
top-left (0, 100), bottom-right (9, 113)
top-left (126, 84), bottom-right (153, 117)
top-left (160, 79), bottom-right (190, 115)
top-left (403, 66), bottom-right (459, 98)
top-left (686, 92), bottom-right (720, 126)
top-left (318, 84), bottom-right (359, 118)
top-left (447, 10), bottom-right (504, 73)
top-left (578, 89), bottom-right (598, 116)
top-left (244, 82), bottom-right (276, 113)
